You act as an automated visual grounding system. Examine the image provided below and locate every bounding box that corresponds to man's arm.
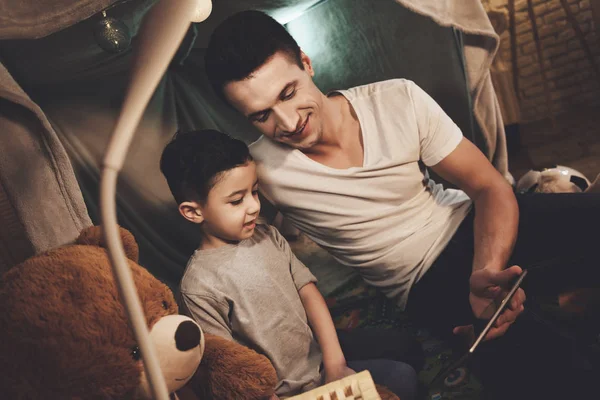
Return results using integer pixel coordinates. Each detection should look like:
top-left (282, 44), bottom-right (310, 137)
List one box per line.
top-left (298, 283), bottom-right (355, 382)
top-left (431, 138), bottom-right (525, 340)
top-left (432, 138), bottom-right (518, 272)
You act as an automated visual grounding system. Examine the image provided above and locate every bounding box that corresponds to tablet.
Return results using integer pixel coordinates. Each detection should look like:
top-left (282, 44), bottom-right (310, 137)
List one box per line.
top-left (469, 269), bottom-right (528, 353)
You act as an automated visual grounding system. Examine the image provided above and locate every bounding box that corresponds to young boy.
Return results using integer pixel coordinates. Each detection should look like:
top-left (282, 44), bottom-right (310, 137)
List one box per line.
top-left (159, 129), bottom-right (418, 399)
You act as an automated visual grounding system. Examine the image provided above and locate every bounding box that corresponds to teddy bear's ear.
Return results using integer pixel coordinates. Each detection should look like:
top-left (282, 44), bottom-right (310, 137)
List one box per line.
top-left (76, 226), bottom-right (139, 262)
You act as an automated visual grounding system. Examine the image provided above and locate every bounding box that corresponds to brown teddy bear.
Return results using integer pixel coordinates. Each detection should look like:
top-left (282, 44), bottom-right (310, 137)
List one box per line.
top-left (0, 225), bottom-right (277, 399)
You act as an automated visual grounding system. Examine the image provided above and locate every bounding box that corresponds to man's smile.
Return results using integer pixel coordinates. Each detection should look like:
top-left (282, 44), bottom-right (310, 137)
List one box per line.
top-left (282, 114), bottom-right (310, 139)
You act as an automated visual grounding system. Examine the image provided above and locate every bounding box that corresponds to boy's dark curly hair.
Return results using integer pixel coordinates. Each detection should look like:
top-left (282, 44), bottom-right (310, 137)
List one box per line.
top-left (160, 129), bottom-right (252, 204)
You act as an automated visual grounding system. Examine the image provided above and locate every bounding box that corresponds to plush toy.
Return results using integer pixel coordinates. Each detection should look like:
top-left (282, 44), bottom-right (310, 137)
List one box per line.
top-left (0, 226), bottom-right (277, 399)
top-left (516, 165), bottom-right (597, 194)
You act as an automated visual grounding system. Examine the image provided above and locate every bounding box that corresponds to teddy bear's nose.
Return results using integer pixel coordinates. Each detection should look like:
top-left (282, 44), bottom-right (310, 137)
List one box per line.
top-left (174, 320), bottom-right (201, 351)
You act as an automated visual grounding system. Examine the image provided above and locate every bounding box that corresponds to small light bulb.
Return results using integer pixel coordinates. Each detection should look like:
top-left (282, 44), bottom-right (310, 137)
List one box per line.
top-left (94, 14), bottom-right (131, 53)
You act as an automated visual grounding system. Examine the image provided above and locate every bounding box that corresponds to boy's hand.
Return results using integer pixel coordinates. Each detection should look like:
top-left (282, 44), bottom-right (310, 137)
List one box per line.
top-left (325, 364), bottom-right (357, 383)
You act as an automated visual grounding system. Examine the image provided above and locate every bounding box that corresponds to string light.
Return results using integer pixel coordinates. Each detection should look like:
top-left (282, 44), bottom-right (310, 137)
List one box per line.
top-left (94, 10), bottom-right (131, 53)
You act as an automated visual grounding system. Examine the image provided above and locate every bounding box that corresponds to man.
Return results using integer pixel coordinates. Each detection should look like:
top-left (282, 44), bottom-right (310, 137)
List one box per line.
top-left (204, 9), bottom-right (599, 398)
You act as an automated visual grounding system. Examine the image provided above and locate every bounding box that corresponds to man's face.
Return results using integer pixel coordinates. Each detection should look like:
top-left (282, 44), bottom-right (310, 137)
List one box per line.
top-left (223, 52), bottom-right (325, 151)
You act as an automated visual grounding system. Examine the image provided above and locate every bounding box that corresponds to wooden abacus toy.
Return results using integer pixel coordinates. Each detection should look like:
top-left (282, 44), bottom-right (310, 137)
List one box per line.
top-left (288, 370), bottom-right (381, 400)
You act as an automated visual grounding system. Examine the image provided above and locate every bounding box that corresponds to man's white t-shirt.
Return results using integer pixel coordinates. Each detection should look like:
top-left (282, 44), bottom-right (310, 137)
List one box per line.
top-left (250, 79), bottom-right (472, 309)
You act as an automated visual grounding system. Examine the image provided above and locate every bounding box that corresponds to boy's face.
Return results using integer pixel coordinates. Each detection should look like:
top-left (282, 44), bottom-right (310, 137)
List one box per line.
top-left (223, 52), bottom-right (326, 152)
top-left (193, 162), bottom-right (260, 246)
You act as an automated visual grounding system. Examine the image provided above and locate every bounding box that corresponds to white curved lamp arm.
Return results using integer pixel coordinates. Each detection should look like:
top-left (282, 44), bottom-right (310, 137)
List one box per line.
top-left (100, 1), bottom-right (212, 399)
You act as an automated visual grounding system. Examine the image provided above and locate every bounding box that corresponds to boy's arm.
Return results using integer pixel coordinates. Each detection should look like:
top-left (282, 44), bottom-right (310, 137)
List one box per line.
top-left (298, 283), bottom-right (356, 383)
top-left (268, 225), bottom-right (354, 381)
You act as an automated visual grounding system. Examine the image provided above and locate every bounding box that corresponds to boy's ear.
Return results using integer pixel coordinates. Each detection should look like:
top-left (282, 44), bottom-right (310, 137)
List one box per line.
top-left (179, 201), bottom-right (204, 224)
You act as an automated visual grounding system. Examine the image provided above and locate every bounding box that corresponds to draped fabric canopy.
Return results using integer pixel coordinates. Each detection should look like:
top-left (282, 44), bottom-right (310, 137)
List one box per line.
top-left (0, 0), bottom-right (323, 40)
top-left (0, 0), bottom-right (506, 294)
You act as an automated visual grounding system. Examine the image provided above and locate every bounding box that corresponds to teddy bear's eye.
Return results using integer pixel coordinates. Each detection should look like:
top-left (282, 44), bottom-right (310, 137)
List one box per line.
top-left (130, 346), bottom-right (141, 361)
top-left (161, 300), bottom-right (169, 310)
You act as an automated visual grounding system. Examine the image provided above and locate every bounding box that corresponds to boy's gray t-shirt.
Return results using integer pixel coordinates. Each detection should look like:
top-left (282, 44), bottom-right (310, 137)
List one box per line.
top-left (179, 224), bottom-right (322, 397)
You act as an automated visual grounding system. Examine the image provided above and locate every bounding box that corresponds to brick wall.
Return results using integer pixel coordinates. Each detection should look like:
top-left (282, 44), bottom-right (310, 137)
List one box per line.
top-left (485, 0), bottom-right (600, 122)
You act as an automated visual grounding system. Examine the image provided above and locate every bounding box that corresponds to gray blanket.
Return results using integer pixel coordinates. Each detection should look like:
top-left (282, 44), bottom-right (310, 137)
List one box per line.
top-left (397, 0), bottom-right (510, 182)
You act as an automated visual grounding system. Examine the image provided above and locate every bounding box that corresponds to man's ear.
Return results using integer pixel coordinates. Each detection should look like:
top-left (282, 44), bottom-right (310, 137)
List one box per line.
top-left (179, 201), bottom-right (204, 224)
top-left (300, 51), bottom-right (314, 77)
